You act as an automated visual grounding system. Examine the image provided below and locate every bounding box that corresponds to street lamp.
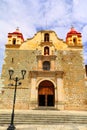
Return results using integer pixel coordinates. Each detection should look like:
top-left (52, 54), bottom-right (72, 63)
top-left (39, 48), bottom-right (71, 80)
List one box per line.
top-left (7, 69), bottom-right (26, 130)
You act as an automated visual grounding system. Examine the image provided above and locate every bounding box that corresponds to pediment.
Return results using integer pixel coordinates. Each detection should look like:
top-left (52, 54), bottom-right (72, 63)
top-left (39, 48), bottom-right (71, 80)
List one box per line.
top-left (20, 30), bottom-right (68, 50)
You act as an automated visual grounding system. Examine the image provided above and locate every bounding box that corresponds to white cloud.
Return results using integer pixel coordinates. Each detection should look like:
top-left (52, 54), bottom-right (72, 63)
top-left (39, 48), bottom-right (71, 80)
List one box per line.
top-left (0, 0), bottom-right (86, 42)
top-left (73, 0), bottom-right (87, 23)
top-left (82, 25), bottom-right (87, 43)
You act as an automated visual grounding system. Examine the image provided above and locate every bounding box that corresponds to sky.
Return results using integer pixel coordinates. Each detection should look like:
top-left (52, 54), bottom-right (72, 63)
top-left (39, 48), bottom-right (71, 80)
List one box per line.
top-left (0, 0), bottom-right (87, 75)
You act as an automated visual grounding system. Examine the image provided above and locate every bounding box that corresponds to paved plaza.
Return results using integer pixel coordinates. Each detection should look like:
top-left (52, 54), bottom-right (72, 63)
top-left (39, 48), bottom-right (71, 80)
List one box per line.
top-left (0, 124), bottom-right (87, 130)
top-left (0, 110), bottom-right (87, 130)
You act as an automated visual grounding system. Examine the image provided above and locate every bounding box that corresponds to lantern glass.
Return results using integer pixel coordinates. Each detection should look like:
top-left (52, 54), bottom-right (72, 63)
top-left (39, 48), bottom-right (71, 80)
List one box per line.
top-left (9, 69), bottom-right (14, 79)
top-left (21, 70), bottom-right (26, 78)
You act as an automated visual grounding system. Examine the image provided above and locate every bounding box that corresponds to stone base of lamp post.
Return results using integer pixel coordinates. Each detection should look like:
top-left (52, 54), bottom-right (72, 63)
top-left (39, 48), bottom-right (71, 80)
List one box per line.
top-left (7, 124), bottom-right (16, 130)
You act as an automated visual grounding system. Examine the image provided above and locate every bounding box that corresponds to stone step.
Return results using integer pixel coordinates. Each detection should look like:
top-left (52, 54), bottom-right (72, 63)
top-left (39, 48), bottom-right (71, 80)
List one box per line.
top-left (0, 113), bottom-right (87, 125)
top-left (34, 107), bottom-right (57, 110)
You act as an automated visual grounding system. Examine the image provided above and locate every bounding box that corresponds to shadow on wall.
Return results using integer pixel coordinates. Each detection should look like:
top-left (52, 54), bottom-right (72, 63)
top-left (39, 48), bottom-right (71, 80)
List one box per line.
top-left (0, 48), bottom-right (5, 76)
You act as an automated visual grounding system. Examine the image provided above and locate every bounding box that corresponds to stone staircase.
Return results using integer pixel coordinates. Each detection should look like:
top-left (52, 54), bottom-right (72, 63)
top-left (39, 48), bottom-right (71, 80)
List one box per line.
top-left (0, 110), bottom-right (87, 125)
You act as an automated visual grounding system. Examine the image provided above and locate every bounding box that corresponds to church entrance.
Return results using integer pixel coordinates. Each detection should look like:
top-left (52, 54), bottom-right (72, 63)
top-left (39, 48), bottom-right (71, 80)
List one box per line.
top-left (38, 80), bottom-right (55, 106)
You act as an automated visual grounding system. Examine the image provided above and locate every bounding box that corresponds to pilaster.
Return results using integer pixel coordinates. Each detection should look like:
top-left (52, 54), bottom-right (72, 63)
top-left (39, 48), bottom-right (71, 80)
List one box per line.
top-left (56, 77), bottom-right (65, 110)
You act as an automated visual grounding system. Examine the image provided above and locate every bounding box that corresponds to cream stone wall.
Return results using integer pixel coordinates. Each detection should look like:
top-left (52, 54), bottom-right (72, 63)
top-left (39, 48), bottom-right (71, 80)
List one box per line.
top-left (0, 49), bottom-right (86, 110)
top-left (56, 50), bottom-right (86, 110)
top-left (20, 31), bottom-right (68, 50)
top-left (7, 36), bottom-right (22, 45)
top-left (0, 30), bottom-right (87, 110)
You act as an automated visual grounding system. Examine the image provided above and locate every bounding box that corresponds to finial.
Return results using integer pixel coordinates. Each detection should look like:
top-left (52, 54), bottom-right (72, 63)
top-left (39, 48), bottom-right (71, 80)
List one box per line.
top-left (17, 27), bottom-right (19, 30)
top-left (70, 25), bottom-right (75, 31)
top-left (16, 27), bottom-right (20, 32)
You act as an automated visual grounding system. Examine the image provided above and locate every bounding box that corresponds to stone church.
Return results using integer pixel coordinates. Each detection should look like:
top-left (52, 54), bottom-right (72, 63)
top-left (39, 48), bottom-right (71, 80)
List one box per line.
top-left (0, 27), bottom-right (87, 110)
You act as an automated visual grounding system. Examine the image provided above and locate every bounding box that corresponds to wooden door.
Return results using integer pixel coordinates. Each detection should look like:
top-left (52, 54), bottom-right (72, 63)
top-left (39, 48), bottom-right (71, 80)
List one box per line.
top-left (38, 80), bottom-right (55, 106)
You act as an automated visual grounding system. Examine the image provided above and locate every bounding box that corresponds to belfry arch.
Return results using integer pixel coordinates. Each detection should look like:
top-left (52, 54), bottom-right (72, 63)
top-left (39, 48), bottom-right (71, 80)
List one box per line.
top-left (38, 80), bottom-right (55, 106)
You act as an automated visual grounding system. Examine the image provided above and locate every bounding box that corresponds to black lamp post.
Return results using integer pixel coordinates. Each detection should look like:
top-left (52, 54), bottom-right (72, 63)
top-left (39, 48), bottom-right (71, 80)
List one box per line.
top-left (7, 69), bottom-right (26, 130)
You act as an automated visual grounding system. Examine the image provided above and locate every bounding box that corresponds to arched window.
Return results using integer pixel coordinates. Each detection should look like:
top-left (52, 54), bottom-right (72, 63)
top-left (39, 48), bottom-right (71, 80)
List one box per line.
top-left (44, 33), bottom-right (49, 42)
top-left (73, 38), bottom-right (77, 45)
top-left (43, 61), bottom-right (50, 70)
top-left (44, 46), bottom-right (49, 55)
top-left (13, 38), bottom-right (16, 45)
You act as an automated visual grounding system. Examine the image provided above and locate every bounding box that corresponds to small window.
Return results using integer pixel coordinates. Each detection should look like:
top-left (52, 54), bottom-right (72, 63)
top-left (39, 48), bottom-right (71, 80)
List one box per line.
top-left (44, 33), bottom-right (49, 42)
top-left (44, 46), bottom-right (49, 55)
top-left (12, 58), bottom-right (14, 63)
top-left (73, 38), bottom-right (77, 45)
top-left (43, 61), bottom-right (50, 70)
top-left (13, 38), bottom-right (16, 45)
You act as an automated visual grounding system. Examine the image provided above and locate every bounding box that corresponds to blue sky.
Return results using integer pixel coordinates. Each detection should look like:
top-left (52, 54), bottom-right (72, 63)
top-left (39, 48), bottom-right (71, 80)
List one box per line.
top-left (0, 0), bottom-right (87, 75)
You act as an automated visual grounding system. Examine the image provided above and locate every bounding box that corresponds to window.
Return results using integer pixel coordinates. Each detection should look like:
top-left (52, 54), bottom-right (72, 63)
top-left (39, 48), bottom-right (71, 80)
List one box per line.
top-left (44, 46), bottom-right (49, 55)
top-left (73, 38), bottom-right (77, 45)
top-left (12, 58), bottom-right (14, 63)
top-left (44, 33), bottom-right (49, 42)
top-left (43, 61), bottom-right (50, 70)
top-left (13, 38), bottom-right (16, 45)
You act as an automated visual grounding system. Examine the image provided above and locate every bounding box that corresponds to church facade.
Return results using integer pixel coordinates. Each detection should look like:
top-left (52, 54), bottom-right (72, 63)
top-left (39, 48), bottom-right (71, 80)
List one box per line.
top-left (0, 27), bottom-right (87, 110)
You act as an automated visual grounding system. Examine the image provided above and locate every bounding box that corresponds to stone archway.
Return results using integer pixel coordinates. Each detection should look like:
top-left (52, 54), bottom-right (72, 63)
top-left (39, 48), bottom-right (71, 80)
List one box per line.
top-left (38, 80), bottom-right (55, 107)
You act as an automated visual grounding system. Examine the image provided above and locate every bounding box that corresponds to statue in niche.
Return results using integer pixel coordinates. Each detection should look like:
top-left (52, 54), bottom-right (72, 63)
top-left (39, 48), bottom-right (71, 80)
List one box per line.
top-left (44, 47), bottom-right (49, 55)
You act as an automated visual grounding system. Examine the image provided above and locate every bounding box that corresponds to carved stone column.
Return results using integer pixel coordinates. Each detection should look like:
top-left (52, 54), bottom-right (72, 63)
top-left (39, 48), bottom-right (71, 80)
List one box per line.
top-left (57, 77), bottom-right (65, 110)
top-left (38, 59), bottom-right (42, 70)
top-left (51, 60), bottom-right (55, 70)
top-left (30, 77), bottom-right (37, 109)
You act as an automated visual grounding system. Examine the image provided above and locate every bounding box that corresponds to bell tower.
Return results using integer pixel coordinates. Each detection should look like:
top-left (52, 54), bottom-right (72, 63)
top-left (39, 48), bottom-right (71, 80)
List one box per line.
top-left (36, 31), bottom-right (56, 71)
top-left (66, 27), bottom-right (82, 47)
top-left (6, 28), bottom-right (24, 48)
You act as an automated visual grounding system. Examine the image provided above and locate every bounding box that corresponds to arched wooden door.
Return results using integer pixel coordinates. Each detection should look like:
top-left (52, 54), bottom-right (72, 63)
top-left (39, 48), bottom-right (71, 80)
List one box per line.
top-left (38, 80), bottom-right (55, 106)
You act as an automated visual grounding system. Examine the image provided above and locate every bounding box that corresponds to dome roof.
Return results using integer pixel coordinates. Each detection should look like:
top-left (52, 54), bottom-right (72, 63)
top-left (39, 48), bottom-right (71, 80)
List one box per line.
top-left (67, 27), bottom-right (81, 37)
top-left (8, 28), bottom-right (24, 41)
top-left (12, 27), bottom-right (22, 34)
